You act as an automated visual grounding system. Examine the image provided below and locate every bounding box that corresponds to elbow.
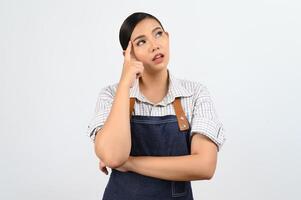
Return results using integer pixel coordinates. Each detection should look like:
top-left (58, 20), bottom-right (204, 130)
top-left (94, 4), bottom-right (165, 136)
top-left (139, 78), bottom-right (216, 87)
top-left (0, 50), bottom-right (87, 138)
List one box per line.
top-left (195, 159), bottom-right (217, 180)
top-left (196, 167), bottom-right (215, 180)
top-left (93, 129), bottom-right (130, 169)
top-left (103, 157), bottom-right (128, 169)
top-left (195, 170), bottom-right (214, 180)
top-left (205, 169), bottom-right (215, 180)
top-left (95, 148), bottom-right (129, 168)
top-left (94, 143), bottom-right (129, 169)
top-left (204, 161), bottom-right (216, 180)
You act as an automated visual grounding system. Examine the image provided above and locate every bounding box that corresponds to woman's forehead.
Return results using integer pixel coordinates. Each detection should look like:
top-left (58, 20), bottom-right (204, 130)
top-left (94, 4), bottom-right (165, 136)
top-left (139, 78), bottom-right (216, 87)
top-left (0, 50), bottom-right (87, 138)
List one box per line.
top-left (131, 18), bottom-right (162, 39)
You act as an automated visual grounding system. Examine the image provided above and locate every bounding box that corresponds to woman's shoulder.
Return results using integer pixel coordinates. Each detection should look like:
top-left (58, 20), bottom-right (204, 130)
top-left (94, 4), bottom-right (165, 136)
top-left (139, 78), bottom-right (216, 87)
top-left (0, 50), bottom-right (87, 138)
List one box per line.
top-left (97, 82), bottom-right (119, 100)
top-left (175, 77), bottom-right (209, 97)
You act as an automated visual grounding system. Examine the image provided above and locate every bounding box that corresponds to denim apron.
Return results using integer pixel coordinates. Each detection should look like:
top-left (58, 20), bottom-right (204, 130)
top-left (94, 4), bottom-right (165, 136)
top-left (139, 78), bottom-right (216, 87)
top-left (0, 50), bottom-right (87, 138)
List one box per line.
top-left (102, 97), bottom-right (194, 200)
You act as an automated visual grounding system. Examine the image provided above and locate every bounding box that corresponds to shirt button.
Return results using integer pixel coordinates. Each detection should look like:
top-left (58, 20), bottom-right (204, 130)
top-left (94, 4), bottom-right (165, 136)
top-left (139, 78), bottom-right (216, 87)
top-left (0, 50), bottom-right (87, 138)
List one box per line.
top-left (180, 116), bottom-right (184, 120)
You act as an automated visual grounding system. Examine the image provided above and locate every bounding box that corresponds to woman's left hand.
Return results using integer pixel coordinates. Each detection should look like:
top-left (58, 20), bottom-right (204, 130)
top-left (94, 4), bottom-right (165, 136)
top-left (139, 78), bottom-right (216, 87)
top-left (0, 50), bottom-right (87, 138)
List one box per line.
top-left (99, 158), bottom-right (109, 175)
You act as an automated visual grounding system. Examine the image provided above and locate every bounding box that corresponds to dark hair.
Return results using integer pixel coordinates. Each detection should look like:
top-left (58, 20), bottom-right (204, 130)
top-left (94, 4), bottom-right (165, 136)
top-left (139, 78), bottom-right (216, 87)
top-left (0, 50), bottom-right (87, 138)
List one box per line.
top-left (119, 12), bottom-right (165, 50)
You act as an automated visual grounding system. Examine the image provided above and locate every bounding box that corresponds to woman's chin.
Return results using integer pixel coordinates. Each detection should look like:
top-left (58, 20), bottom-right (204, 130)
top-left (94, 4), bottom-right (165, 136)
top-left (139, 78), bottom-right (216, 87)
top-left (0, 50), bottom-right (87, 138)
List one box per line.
top-left (147, 65), bottom-right (167, 73)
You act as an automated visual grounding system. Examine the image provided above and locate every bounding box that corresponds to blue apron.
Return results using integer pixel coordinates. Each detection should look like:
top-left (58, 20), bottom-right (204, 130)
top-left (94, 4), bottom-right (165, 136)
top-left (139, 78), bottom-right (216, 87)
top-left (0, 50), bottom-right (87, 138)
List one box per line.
top-left (102, 97), bottom-right (194, 200)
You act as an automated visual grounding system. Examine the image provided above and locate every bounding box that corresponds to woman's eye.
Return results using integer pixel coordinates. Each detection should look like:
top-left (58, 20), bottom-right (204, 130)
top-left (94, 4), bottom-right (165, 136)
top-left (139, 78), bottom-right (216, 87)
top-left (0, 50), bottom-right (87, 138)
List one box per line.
top-left (137, 40), bottom-right (145, 46)
top-left (156, 31), bottom-right (163, 37)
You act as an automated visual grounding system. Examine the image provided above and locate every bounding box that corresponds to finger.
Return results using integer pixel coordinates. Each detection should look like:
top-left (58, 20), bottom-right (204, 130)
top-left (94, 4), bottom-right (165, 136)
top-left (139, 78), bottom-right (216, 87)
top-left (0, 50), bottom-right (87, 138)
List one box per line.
top-left (124, 41), bottom-right (132, 61)
top-left (129, 42), bottom-right (138, 61)
top-left (133, 61), bottom-right (143, 65)
top-left (136, 69), bottom-right (144, 79)
top-left (136, 73), bottom-right (140, 79)
top-left (99, 163), bottom-right (108, 175)
top-left (99, 161), bottom-right (105, 169)
top-left (101, 167), bottom-right (108, 175)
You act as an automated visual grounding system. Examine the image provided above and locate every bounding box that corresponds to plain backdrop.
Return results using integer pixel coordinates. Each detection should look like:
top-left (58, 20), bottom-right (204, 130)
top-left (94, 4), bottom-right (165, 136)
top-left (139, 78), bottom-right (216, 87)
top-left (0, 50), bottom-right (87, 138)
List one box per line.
top-left (1, 0), bottom-right (300, 199)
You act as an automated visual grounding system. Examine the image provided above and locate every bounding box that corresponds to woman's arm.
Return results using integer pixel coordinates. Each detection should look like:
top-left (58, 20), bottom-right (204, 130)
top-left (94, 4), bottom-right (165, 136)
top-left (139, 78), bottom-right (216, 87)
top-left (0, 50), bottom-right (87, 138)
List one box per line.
top-left (94, 41), bottom-right (144, 169)
top-left (122, 133), bottom-right (218, 181)
top-left (94, 82), bottom-right (132, 169)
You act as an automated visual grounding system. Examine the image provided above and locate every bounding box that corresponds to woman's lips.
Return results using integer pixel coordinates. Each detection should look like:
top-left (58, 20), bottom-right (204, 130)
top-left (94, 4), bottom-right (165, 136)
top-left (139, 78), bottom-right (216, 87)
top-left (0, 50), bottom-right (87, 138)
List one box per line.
top-left (152, 53), bottom-right (164, 64)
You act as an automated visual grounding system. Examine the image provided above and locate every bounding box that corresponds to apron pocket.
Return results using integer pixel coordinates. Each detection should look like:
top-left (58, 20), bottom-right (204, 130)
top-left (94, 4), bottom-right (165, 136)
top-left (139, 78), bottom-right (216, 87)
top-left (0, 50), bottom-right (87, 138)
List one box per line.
top-left (171, 181), bottom-right (188, 197)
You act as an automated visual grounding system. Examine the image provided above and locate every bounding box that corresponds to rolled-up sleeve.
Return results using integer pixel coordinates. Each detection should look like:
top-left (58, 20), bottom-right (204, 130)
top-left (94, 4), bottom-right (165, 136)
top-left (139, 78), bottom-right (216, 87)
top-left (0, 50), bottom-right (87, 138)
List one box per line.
top-left (190, 84), bottom-right (226, 152)
top-left (86, 86), bottom-right (114, 143)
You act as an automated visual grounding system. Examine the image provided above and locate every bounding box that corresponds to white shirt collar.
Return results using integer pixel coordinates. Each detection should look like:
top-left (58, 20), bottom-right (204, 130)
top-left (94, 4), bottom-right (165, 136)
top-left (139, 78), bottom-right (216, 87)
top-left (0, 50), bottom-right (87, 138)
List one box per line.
top-left (129, 69), bottom-right (193, 106)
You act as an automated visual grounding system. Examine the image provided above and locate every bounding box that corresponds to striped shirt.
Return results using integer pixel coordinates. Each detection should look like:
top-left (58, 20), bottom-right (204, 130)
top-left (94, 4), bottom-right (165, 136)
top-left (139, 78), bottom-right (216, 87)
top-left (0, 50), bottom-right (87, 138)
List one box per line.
top-left (87, 69), bottom-right (226, 152)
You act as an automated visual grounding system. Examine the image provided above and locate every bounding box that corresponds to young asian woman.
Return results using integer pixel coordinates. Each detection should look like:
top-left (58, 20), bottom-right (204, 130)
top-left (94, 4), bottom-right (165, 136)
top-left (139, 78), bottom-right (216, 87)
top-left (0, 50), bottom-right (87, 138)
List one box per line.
top-left (87, 12), bottom-right (226, 200)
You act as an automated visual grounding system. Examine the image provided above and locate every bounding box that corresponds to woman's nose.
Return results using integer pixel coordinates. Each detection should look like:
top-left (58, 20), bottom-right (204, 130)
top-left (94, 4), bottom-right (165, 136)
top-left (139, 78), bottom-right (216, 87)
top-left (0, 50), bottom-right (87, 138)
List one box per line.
top-left (149, 40), bottom-right (160, 52)
top-left (152, 46), bottom-right (159, 52)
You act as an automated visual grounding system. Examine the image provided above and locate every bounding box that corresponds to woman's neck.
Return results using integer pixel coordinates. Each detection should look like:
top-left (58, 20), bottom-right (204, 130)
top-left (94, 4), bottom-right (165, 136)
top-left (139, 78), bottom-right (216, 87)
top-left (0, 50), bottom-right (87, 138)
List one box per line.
top-left (139, 69), bottom-right (169, 105)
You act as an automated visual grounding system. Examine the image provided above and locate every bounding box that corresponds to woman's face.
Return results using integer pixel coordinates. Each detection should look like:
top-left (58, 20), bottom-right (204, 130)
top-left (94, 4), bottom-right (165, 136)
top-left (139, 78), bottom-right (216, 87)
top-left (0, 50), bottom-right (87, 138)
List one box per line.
top-left (129, 18), bottom-right (169, 72)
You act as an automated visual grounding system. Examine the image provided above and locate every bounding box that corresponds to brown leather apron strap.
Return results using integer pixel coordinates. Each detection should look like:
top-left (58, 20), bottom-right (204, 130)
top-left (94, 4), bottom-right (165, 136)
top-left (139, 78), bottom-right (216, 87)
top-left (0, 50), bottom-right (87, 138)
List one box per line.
top-left (172, 97), bottom-right (190, 131)
top-left (129, 97), bottom-right (189, 132)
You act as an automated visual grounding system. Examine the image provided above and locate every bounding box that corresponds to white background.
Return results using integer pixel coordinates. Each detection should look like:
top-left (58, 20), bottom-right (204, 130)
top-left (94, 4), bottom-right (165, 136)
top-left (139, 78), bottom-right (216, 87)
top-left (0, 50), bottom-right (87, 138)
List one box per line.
top-left (1, 0), bottom-right (300, 199)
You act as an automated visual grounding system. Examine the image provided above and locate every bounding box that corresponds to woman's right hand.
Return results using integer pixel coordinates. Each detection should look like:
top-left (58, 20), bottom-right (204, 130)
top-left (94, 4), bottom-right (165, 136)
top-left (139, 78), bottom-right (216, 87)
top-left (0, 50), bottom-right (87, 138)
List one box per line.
top-left (119, 41), bottom-right (144, 88)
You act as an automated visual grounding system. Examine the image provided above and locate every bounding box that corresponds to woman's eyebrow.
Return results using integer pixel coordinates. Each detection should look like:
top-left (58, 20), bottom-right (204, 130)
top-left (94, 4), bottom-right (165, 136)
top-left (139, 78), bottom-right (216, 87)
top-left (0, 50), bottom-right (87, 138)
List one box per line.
top-left (133, 27), bottom-right (162, 42)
